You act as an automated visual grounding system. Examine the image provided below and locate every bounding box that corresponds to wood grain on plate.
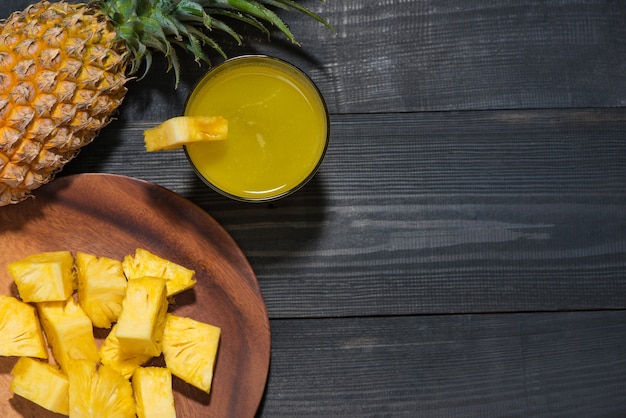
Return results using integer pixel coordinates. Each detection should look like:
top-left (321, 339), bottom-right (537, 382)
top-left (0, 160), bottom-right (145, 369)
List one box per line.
top-left (0, 173), bottom-right (270, 418)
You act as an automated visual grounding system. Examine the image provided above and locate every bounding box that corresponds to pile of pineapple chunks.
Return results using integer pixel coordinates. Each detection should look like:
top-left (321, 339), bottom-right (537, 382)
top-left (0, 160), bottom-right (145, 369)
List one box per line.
top-left (0, 248), bottom-right (221, 417)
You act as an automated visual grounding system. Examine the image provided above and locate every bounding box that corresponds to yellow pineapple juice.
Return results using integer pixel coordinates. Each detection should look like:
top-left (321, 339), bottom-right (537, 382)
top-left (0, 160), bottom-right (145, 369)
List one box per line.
top-left (184, 56), bottom-right (329, 201)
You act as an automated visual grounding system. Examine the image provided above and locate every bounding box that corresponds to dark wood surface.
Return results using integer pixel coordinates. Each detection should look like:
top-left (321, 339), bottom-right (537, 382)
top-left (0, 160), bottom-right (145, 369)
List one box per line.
top-left (3, 0), bottom-right (626, 416)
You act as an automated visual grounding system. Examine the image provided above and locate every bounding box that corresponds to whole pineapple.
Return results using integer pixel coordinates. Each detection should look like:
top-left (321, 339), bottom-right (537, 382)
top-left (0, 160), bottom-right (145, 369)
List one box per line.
top-left (0, 0), bottom-right (330, 206)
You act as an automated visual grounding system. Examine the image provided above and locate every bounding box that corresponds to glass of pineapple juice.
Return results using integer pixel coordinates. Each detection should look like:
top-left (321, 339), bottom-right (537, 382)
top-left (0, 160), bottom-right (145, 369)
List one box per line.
top-left (184, 55), bottom-right (329, 202)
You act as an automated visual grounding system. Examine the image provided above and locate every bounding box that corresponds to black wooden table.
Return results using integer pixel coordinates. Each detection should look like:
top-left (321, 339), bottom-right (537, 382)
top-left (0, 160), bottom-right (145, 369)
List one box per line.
top-left (3, 1), bottom-right (626, 416)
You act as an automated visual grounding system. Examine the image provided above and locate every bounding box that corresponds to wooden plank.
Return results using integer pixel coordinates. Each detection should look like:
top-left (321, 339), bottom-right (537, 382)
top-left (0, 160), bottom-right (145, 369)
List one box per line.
top-left (61, 109), bottom-right (626, 317)
top-left (276, 0), bottom-right (626, 112)
top-left (3, 0), bottom-right (622, 117)
top-left (259, 311), bottom-right (626, 417)
top-left (101, 0), bottom-right (626, 116)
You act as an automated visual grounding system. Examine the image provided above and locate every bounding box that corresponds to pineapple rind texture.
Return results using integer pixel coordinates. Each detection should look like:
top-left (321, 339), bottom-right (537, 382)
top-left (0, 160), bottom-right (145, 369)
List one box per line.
top-left (133, 367), bottom-right (177, 418)
top-left (162, 313), bottom-right (221, 394)
top-left (76, 251), bottom-right (128, 329)
top-left (8, 250), bottom-right (75, 302)
top-left (37, 296), bottom-right (100, 374)
top-left (122, 248), bottom-right (196, 297)
top-left (0, 1), bottom-right (128, 206)
top-left (10, 356), bottom-right (70, 416)
top-left (0, 295), bottom-right (47, 358)
top-left (115, 276), bottom-right (168, 357)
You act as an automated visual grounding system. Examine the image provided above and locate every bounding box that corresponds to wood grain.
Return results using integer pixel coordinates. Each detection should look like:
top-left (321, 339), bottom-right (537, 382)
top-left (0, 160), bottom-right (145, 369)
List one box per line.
top-left (3, 0), bottom-right (619, 120)
top-left (1, 1), bottom-right (625, 417)
top-left (51, 0), bottom-right (624, 118)
top-left (60, 109), bottom-right (626, 318)
top-left (0, 174), bottom-right (270, 418)
top-left (260, 311), bottom-right (626, 417)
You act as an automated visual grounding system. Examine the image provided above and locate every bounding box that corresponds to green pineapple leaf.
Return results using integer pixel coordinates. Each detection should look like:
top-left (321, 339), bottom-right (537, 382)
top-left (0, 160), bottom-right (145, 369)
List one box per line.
top-left (99, 0), bottom-right (333, 86)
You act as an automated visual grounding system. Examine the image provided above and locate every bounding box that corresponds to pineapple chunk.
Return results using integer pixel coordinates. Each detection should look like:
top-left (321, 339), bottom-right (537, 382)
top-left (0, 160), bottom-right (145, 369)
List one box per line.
top-left (67, 359), bottom-right (93, 418)
top-left (67, 359), bottom-right (135, 418)
top-left (162, 313), bottom-right (221, 393)
top-left (116, 276), bottom-right (168, 357)
top-left (132, 367), bottom-right (176, 418)
top-left (144, 115), bottom-right (228, 151)
top-left (8, 251), bottom-right (75, 302)
top-left (122, 248), bottom-right (196, 297)
top-left (10, 357), bottom-right (69, 416)
top-left (76, 251), bottom-right (127, 329)
top-left (0, 295), bottom-right (47, 358)
top-left (100, 323), bottom-right (153, 379)
top-left (37, 297), bottom-right (99, 373)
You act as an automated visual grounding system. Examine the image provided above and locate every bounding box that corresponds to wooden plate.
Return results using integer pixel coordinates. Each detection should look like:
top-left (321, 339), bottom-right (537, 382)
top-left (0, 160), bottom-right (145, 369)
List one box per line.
top-left (0, 174), bottom-right (270, 417)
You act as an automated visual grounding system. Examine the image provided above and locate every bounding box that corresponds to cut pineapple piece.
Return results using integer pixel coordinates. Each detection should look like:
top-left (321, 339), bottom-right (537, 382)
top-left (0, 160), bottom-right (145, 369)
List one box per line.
top-left (100, 323), bottom-right (153, 379)
top-left (10, 357), bottom-right (69, 416)
top-left (76, 251), bottom-right (128, 329)
top-left (0, 295), bottom-right (47, 358)
top-left (37, 297), bottom-right (99, 373)
top-left (67, 359), bottom-right (136, 418)
top-left (144, 115), bottom-right (228, 152)
top-left (133, 367), bottom-right (176, 418)
top-left (8, 251), bottom-right (75, 302)
top-left (1, 247), bottom-right (224, 417)
top-left (122, 248), bottom-right (196, 297)
top-left (162, 313), bottom-right (221, 393)
top-left (91, 365), bottom-right (136, 418)
top-left (116, 276), bottom-right (168, 357)
top-left (67, 359), bottom-right (94, 418)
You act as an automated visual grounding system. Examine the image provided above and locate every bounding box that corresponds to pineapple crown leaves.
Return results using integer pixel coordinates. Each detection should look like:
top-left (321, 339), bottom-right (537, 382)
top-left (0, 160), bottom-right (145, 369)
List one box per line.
top-left (96, 0), bottom-right (333, 87)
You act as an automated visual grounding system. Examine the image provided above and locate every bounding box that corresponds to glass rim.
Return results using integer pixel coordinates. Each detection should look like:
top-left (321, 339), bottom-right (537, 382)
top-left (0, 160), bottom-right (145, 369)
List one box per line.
top-left (183, 54), bottom-right (330, 203)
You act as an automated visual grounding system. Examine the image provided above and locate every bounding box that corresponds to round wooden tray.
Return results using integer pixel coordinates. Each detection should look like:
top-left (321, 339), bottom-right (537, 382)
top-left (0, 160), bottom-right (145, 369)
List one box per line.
top-left (0, 173), bottom-right (270, 417)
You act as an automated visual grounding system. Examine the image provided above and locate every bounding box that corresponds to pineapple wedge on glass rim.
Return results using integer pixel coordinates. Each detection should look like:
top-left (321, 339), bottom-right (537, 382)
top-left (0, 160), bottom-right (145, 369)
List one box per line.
top-left (0, 0), bottom-right (331, 206)
top-left (0, 295), bottom-right (48, 358)
top-left (122, 248), bottom-right (196, 297)
top-left (76, 251), bottom-right (127, 329)
top-left (10, 356), bottom-right (70, 416)
top-left (144, 115), bottom-right (228, 152)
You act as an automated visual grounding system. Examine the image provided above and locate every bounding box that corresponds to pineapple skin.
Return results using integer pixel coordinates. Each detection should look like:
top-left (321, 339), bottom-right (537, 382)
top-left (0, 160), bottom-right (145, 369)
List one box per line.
top-left (0, 1), bottom-right (128, 205)
top-left (0, 295), bottom-right (48, 358)
top-left (162, 313), bottom-right (221, 394)
top-left (116, 276), bottom-right (168, 357)
top-left (132, 367), bottom-right (177, 418)
top-left (8, 250), bottom-right (75, 302)
top-left (76, 251), bottom-right (128, 329)
top-left (37, 296), bottom-right (100, 373)
top-left (10, 356), bottom-right (70, 416)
